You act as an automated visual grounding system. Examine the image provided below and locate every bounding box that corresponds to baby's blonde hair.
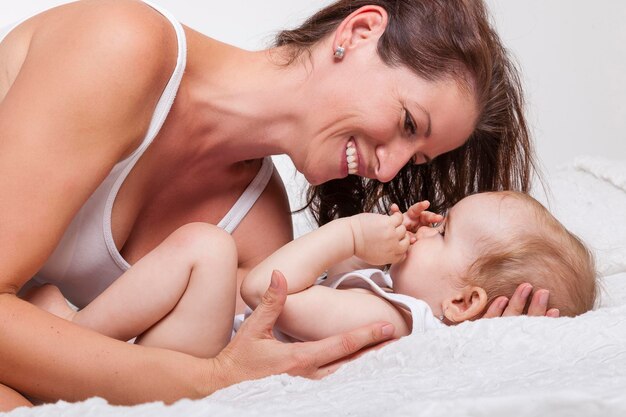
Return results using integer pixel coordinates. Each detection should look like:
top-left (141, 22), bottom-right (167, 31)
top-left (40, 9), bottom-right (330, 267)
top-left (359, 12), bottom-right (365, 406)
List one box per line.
top-left (464, 192), bottom-right (596, 318)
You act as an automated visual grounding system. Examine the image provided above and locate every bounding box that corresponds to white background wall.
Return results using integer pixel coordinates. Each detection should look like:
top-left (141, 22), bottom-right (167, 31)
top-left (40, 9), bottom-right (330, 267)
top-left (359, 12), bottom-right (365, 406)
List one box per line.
top-left (2, 1), bottom-right (625, 198)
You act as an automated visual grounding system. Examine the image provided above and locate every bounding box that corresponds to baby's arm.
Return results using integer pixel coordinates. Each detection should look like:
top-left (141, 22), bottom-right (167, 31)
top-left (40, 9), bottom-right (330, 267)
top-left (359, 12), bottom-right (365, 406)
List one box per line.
top-left (326, 201), bottom-right (442, 279)
top-left (241, 213), bottom-right (411, 340)
top-left (242, 217), bottom-right (353, 302)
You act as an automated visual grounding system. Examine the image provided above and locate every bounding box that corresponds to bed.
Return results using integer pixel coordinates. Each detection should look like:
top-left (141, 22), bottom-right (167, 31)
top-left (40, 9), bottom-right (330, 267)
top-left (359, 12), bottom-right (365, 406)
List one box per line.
top-left (7, 156), bottom-right (626, 417)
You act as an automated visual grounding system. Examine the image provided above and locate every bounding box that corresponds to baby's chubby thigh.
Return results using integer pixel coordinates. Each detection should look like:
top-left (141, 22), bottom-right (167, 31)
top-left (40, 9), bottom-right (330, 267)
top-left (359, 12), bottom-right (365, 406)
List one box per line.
top-left (157, 222), bottom-right (239, 317)
top-left (134, 222), bottom-right (239, 357)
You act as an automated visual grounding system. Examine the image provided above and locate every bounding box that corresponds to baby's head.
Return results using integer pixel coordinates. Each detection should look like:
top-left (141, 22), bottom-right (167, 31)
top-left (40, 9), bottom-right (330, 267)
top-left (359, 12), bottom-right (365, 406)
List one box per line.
top-left (389, 191), bottom-right (596, 322)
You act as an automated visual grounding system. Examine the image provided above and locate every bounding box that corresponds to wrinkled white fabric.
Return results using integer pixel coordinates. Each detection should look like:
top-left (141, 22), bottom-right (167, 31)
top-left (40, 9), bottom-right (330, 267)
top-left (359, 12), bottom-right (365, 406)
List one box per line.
top-left (532, 156), bottom-right (626, 276)
top-left (7, 159), bottom-right (626, 417)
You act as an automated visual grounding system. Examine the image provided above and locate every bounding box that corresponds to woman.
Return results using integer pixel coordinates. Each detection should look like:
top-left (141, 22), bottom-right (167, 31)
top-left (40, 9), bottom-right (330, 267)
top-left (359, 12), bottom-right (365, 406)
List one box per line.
top-left (0, 0), bottom-right (555, 410)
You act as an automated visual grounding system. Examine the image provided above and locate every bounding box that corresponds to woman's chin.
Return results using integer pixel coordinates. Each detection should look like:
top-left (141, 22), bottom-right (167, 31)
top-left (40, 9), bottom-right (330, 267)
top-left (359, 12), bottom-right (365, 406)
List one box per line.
top-left (303, 171), bottom-right (334, 186)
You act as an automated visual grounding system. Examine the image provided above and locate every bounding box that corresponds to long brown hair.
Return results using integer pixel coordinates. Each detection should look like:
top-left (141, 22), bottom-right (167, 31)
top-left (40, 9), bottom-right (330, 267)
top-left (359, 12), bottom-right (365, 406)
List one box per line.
top-left (276, 0), bottom-right (534, 224)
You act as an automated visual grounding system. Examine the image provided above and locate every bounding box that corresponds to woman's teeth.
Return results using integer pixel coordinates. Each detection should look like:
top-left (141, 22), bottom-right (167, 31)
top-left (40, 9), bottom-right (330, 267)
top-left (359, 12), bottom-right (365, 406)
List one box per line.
top-left (346, 140), bottom-right (358, 175)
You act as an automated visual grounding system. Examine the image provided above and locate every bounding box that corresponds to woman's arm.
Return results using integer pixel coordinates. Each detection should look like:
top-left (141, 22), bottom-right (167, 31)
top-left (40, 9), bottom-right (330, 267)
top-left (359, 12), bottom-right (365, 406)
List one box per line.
top-left (0, 1), bottom-right (208, 403)
top-left (1, 273), bottom-right (395, 404)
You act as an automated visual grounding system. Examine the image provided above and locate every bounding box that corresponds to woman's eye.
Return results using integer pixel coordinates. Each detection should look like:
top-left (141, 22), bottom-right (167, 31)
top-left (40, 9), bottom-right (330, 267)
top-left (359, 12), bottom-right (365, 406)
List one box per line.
top-left (404, 109), bottom-right (417, 136)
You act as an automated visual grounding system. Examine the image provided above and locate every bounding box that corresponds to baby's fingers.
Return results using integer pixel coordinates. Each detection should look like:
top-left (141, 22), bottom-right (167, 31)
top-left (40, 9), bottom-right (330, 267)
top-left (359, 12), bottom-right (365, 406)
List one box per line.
top-left (420, 211), bottom-right (444, 225)
top-left (390, 211), bottom-right (404, 226)
top-left (395, 224), bottom-right (407, 240)
top-left (394, 233), bottom-right (412, 262)
top-left (406, 201), bottom-right (430, 219)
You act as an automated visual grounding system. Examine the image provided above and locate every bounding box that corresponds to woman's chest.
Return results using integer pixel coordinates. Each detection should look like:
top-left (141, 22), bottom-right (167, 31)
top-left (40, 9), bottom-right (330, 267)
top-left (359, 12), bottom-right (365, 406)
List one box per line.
top-left (113, 150), bottom-right (265, 265)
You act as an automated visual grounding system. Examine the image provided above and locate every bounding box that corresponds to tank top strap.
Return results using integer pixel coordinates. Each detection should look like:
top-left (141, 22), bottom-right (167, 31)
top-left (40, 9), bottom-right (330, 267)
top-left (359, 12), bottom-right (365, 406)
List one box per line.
top-left (103, 0), bottom-right (187, 270)
top-left (218, 157), bottom-right (274, 234)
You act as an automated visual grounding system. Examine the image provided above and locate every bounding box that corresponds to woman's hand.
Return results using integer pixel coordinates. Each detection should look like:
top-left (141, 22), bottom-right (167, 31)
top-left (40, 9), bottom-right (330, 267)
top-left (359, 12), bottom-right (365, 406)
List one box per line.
top-left (213, 270), bottom-right (395, 384)
top-left (390, 201), bottom-right (444, 236)
top-left (349, 213), bottom-right (411, 266)
top-left (483, 283), bottom-right (560, 318)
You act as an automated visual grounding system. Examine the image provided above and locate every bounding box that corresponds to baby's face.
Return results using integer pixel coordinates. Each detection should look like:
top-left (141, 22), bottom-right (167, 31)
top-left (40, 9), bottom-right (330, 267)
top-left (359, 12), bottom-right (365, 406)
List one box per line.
top-left (389, 193), bottom-right (525, 310)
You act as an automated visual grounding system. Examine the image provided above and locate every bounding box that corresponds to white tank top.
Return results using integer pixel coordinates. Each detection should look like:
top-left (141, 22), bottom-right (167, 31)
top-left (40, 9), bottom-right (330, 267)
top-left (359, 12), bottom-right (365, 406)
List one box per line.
top-left (1, 1), bottom-right (274, 308)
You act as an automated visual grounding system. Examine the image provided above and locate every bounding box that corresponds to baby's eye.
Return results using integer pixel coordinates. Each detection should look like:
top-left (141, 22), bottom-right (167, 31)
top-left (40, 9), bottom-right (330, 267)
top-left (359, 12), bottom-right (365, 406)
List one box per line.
top-left (404, 109), bottom-right (417, 136)
top-left (431, 215), bottom-right (447, 236)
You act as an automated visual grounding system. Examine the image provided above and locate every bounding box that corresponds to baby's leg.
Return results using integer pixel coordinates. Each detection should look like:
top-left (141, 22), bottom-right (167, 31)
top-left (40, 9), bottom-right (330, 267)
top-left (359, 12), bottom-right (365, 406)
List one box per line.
top-left (74, 223), bottom-right (237, 358)
top-left (0, 383), bottom-right (32, 412)
top-left (20, 284), bottom-right (76, 322)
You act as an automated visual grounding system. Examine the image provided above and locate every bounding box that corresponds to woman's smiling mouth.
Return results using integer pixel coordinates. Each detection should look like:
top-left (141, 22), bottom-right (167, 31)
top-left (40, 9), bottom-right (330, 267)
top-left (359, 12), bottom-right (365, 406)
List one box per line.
top-left (346, 139), bottom-right (359, 175)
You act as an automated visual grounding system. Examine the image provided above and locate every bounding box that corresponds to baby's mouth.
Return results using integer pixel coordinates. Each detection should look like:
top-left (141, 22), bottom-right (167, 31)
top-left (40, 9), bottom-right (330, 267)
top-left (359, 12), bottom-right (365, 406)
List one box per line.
top-left (346, 139), bottom-right (359, 175)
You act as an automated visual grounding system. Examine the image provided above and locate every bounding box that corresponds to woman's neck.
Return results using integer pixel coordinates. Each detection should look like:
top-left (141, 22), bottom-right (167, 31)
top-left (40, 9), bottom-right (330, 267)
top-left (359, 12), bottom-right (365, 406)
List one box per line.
top-left (182, 30), bottom-right (311, 164)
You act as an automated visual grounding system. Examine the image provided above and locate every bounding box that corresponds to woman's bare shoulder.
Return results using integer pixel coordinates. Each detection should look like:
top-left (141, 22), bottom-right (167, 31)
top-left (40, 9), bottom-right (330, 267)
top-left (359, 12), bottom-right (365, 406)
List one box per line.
top-left (2, 0), bottom-right (181, 157)
top-left (26, 0), bottom-right (178, 90)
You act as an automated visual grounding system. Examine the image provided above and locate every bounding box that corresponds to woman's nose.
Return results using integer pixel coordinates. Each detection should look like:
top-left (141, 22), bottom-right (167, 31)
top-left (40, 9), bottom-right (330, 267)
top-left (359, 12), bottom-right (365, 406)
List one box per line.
top-left (374, 141), bottom-right (415, 183)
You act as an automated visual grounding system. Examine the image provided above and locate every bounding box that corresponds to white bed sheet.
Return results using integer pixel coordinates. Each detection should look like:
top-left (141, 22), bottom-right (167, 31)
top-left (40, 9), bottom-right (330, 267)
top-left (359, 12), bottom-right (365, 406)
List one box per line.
top-left (6, 157), bottom-right (626, 417)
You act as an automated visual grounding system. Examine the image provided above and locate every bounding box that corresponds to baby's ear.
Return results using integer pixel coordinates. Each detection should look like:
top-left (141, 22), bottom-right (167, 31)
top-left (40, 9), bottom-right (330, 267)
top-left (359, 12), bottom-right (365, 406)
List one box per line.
top-left (442, 286), bottom-right (488, 323)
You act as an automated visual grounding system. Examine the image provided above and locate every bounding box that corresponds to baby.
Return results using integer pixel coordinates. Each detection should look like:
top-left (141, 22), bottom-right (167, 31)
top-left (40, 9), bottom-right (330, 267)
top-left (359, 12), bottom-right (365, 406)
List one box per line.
top-left (28, 191), bottom-right (596, 353)
top-left (240, 191), bottom-right (597, 340)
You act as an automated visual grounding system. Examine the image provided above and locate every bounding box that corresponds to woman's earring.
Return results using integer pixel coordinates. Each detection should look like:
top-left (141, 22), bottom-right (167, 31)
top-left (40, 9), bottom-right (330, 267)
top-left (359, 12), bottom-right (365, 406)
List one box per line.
top-left (334, 45), bottom-right (345, 60)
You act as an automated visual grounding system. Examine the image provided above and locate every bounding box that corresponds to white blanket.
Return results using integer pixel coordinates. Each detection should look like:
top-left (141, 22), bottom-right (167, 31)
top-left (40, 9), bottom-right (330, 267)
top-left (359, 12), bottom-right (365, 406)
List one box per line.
top-left (8, 157), bottom-right (626, 417)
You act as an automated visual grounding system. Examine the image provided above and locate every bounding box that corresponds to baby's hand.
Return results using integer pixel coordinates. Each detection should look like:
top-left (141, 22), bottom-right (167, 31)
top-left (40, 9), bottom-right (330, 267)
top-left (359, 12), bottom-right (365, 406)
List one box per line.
top-left (390, 201), bottom-right (444, 235)
top-left (349, 212), bottom-right (411, 265)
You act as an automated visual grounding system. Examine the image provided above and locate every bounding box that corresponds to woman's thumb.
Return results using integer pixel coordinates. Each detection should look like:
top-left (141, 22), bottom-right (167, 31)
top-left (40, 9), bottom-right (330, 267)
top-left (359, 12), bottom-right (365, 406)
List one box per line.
top-left (244, 270), bottom-right (288, 334)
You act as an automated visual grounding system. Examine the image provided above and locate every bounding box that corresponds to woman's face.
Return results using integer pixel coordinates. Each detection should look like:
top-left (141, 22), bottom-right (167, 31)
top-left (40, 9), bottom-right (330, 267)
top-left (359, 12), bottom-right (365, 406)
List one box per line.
top-left (294, 47), bottom-right (479, 185)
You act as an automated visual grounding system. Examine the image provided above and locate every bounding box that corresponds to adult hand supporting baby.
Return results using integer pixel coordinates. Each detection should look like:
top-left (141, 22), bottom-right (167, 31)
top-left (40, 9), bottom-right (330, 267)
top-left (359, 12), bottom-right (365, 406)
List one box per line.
top-left (483, 285), bottom-right (560, 318)
top-left (213, 270), bottom-right (395, 383)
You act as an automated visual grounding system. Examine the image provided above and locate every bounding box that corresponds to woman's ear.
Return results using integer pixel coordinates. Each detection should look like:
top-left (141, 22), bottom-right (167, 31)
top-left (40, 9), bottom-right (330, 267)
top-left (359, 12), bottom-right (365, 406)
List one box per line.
top-left (442, 286), bottom-right (488, 323)
top-left (332, 6), bottom-right (388, 57)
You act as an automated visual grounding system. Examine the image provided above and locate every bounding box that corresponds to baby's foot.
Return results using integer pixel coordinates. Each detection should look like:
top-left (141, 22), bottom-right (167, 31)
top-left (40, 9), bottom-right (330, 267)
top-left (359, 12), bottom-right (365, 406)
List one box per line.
top-left (22, 284), bottom-right (76, 322)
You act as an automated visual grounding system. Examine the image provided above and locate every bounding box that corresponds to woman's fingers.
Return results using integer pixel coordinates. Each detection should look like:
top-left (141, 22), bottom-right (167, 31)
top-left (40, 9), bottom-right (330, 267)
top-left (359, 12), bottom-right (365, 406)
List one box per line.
top-left (496, 285), bottom-right (556, 318)
top-left (313, 339), bottom-right (396, 378)
top-left (304, 322), bottom-right (395, 370)
top-left (483, 296), bottom-right (509, 318)
top-left (501, 283), bottom-right (533, 317)
top-left (526, 289), bottom-right (550, 316)
top-left (484, 288), bottom-right (560, 319)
